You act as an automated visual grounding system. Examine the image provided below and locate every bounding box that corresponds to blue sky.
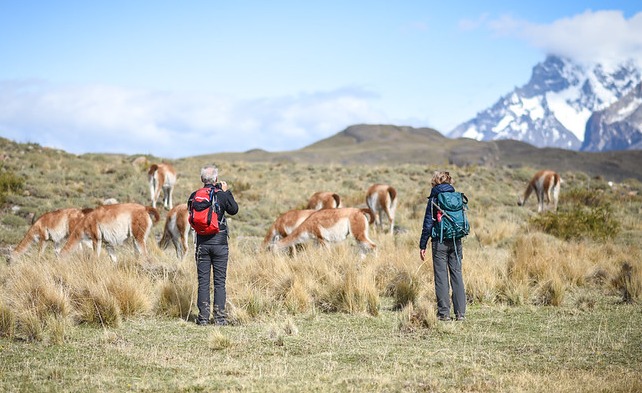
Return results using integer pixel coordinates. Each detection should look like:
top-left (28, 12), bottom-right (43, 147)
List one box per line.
top-left (1, 1), bottom-right (641, 158)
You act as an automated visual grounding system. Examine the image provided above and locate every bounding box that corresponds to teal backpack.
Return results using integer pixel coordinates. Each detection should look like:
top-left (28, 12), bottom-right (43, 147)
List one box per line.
top-left (431, 192), bottom-right (470, 242)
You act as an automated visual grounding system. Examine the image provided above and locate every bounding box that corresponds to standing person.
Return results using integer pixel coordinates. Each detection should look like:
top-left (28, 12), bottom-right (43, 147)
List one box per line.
top-left (419, 171), bottom-right (466, 321)
top-left (188, 164), bottom-right (239, 326)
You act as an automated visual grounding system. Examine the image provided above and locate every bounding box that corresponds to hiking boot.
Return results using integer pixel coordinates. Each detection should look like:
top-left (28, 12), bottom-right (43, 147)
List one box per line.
top-left (456, 315), bottom-right (466, 321)
top-left (214, 319), bottom-right (228, 326)
top-left (437, 315), bottom-right (452, 321)
top-left (196, 319), bottom-right (209, 326)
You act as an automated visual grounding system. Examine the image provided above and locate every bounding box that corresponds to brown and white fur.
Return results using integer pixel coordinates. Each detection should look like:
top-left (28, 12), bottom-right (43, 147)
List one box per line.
top-left (262, 209), bottom-right (316, 253)
top-left (61, 203), bottom-right (160, 262)
top-left (159, 203), bottom-right (191, 260)
top-left (365, 183), bottom-right (398, 233)
top-left (518, 170), bottom-right (562, 213)
top-left (10, 207), bottom-right (93, 260)
top-left (273, 208), bottom-right (376, 256)
top-left (148, 163), bottom-right (177, 209)
top-left (306, 191), bottom-right (342, 210)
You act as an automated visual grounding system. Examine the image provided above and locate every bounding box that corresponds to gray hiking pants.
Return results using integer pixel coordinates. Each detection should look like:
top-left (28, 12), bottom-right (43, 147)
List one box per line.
top-left (195, 232), bottom-right (228, 323)
top-left (432, 238), bottom-right (466, 319)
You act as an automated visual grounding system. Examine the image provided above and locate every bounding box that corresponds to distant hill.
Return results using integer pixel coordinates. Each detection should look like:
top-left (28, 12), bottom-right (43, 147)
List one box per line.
top-left (210, 124), bottom-right (499, 166)
top-left (2, 124), bottom-right (641, 182)
top-left (201, 124), bottom-right (642, 181)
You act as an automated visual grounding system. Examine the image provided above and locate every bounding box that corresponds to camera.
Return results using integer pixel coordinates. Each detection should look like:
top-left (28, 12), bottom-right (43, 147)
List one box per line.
top-left (215, 182), bottom-right (222, 189)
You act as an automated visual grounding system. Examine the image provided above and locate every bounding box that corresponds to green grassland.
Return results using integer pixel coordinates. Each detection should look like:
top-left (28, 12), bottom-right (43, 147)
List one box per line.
top-left (0, 135), bottom-right (641, 392)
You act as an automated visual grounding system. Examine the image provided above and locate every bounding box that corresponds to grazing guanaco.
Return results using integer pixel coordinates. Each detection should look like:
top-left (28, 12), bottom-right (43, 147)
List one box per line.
top-left (307, 191), bottom-right (341, 210)
top-left (518, 170), bottom-right (562, 213)
top-left (61, 203), bottom-right (160, 262)
top-left (149, 163), bottom-right (177, 209)
top-left (273, 208), bottom-right (376, 256)
top-left (159, 203), bottom-right (191, 260)
top-left (263, 209), bottom-right (316, 254)
top-left (365, 183), bottom-right (397, 233)
top-left (10, 207), bottom-right (93, 260)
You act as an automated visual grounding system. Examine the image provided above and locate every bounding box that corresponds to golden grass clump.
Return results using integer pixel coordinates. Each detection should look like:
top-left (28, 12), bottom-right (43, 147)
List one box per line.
top-left (17, 311), bottom-right (45, 342)
top-left (387, 271), bottom-right (420, 310)
top-left (74, 286), bottom-right (122, 328)
top-left (611, 261), bottom-right (642, 303)
top-left (266, 317), bottom-right (299, 346)
top-left (508, 232), bottom-right (560, 284)
top-left (498, 279), bottom-right (531, 306)
top-left (225, 302), bottom-right (251, 326)
top-left (105, 271), bottom-right (153, 317)
top-left (45, 314), bottom-right (69, 345)
top-left (53, 255), bottom-right (154, 327)
top-left (398, 298), bottom-right (438, 332)
top-left (0, 300), bottom-right (15, 338)
top-left (281, 275), bottom-right (312, 314)
top-left (317, 265), bottom-right (380, 316)
top-left (232, 285), bottom-right (274, 319)
top-left (1, 261), bottom-right (74, 340)
top-left (533, 275), bottom-right (566, 306)
top-left (473, 212), bottom-right (521, 246)
top-left (207, 330), bottom-right (232, 351)
top-left (156, 264), bottom-right (197, 319)
top-left (0, 252), bottom-right (168, 338)
top-left (462, 247), bottom-right (508, 304)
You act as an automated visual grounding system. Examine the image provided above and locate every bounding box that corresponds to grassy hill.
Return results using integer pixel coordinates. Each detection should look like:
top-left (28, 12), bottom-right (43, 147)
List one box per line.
top-left (199, 124), bottom-right (642, 181)
top-left (0, 133), bottom-right (641, 392)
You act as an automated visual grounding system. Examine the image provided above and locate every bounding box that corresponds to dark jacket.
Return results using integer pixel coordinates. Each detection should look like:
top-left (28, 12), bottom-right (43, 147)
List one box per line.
top-left (419, 183), bottom-right (455, 249)
top-left (188, 183), bottom-right (239, 243)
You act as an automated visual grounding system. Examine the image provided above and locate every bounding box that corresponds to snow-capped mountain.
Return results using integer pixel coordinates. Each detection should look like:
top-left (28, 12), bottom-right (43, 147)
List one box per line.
top-left (581, 81), bottom-right (642, 152)
top-left (449, 55), bottom-right (642, 150)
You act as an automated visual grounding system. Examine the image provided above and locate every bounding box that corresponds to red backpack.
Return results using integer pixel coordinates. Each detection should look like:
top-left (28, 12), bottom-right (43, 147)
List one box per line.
top-left (188, 187), bottom-right (220, 235)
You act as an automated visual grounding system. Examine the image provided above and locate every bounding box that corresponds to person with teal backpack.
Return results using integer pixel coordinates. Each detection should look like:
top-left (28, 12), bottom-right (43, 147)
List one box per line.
top-left (419, 171), bottom-right (469, 321)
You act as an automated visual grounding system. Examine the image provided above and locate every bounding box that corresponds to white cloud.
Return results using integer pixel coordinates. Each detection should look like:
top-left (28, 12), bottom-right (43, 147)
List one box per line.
top-left (458, 13), bottom-right (490, 32)
top-left (0, 81), bottom-right (388, 158)
top-left (486, 10), bottom-right (642, 66)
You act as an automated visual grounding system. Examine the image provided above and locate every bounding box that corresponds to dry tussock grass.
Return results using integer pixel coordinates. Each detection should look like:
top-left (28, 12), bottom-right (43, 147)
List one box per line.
top-left (207, 329), bottom-right (232, 350)
top-left (1, 159), bottom-right (641, 342)
top-left (4, 214), bottom-right (640, 341)
top-left (1, 152), bottom-right (641, 391)
top-left (2, 250), bottom-right (169, 338)
top-left (156, 260), bottom-right (196, 319)
top-left (462, 247), bottom-right (509, 304)
top-left (473, 211), bottom-right (521, 246)
top-left (398, 298), bottom-right (438, 332)
top-left (612, 260), bottom-right (642, 303)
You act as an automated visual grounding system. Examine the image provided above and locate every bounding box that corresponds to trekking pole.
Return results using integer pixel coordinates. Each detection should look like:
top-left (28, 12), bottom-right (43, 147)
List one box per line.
top-left (414, 260), bottom-right (427, 276)
top-left (431, 200), bottom-right (465, 232)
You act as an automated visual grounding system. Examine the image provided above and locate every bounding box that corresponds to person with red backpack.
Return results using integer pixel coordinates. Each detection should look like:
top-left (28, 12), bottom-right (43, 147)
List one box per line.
top-left (188, 164), bottom-right (238, 326)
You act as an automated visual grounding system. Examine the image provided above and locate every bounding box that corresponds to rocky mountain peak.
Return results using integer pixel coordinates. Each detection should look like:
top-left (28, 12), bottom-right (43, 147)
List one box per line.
top-left (449, 55), bottom-right (642, 151)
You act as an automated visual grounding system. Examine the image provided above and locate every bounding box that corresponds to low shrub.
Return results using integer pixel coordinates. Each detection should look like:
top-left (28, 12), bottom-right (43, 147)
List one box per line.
top-left (529, 204), bottom-right (619, 240)
top-left (1, 214), bottom-right (26, 227)
top-left (563, 187), bottom-right (610, 207)
top-left (0, 169), bottom-right (24, 204)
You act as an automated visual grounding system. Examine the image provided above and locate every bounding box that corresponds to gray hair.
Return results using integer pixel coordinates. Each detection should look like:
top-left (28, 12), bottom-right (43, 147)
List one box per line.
top-left (200, 165), bottom-right (218, 185)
